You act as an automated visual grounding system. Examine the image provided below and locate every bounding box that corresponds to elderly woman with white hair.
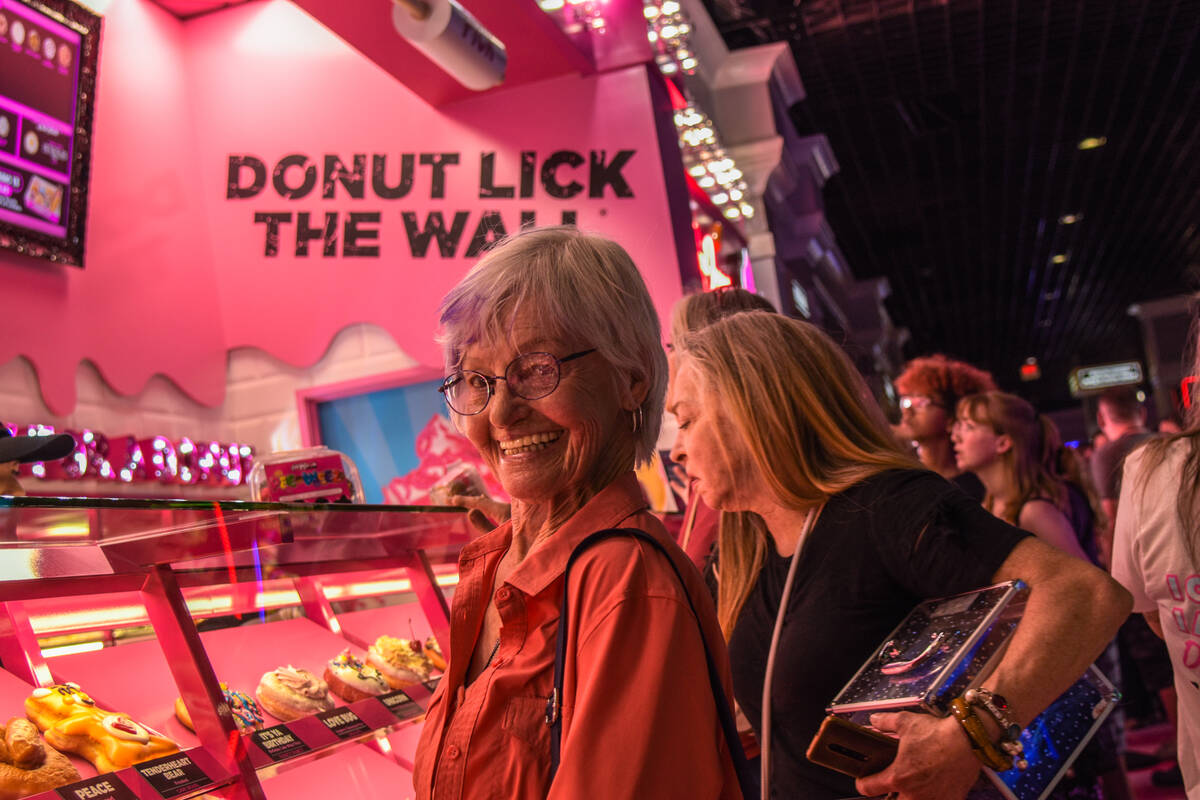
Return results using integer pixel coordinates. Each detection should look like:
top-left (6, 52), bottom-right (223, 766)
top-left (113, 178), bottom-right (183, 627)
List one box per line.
top-left (413, 227), bottom-right (744, 800)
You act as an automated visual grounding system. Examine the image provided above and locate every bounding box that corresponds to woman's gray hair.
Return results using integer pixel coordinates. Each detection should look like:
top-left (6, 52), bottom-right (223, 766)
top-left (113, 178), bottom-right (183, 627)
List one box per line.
top-left (436, 226), bottom-right (667, 466)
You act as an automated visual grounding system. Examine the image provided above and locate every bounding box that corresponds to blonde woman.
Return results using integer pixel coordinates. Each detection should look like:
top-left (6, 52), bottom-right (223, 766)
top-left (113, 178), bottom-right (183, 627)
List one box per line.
top-left (668, 287), bottom-right (776, 569)
top-left (668, 311), bottom-right (1131, 800)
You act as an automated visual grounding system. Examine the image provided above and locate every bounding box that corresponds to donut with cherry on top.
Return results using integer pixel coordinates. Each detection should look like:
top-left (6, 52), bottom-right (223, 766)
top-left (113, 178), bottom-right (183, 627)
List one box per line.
top-left (367, 636), bottom-right (433, 689)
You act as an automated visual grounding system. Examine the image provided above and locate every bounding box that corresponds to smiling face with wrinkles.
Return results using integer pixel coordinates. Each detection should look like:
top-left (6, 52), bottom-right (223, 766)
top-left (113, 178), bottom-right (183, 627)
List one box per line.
top-left (454, 307), bottom-right (635, 513)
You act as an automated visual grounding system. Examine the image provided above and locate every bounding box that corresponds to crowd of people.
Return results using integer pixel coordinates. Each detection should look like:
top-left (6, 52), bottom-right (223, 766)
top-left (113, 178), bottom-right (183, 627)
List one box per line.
top-left (417, 226), bottom-right (1196, 800)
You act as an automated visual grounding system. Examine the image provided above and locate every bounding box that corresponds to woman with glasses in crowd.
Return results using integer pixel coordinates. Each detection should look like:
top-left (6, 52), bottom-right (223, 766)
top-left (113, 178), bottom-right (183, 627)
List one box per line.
top-left (894, 355), bottom-right (997, 501)
top-left (668, 311), bottom-right (1130, 800)
top-left (413, 227), bottom-right (742, 800)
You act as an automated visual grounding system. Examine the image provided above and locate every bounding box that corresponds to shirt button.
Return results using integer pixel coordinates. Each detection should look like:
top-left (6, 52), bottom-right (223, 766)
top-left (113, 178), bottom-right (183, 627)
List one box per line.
top-left (496, 587), bottom-right (511, 602)
top-left (446, 745), bottom-right (461, 760)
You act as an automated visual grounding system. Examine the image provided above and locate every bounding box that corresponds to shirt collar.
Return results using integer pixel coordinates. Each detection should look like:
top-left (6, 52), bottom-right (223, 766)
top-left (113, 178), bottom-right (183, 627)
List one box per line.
top-left (502, 472), bottom-right (650, 597)
top-left (458, 519), bottom-right (513, 566)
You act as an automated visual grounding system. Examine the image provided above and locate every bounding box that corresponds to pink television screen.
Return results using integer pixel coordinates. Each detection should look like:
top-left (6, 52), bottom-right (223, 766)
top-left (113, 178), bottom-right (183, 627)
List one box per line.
top-left (0, 0), bottom-right (99, 267)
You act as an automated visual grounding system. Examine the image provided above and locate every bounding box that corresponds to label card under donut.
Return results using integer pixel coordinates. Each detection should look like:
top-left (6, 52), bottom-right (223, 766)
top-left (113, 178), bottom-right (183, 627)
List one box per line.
top-left (378, 688), bottom-right (422, 721)
top-left (134, 753), bottom-right (215, 799)
top-left (56, 773), bottom-right (139, 800)
top-left (251, 723), bottom-right (312, 762)
top-left (317, 707), bottom-right (370, 739)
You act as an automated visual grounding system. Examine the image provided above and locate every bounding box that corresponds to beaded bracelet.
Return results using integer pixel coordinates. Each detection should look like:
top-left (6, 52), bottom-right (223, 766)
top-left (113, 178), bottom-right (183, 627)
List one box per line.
top-left (949, 696), bottom-right (1013, 771)
top-left (964, 688), bottom-right (1028, 771)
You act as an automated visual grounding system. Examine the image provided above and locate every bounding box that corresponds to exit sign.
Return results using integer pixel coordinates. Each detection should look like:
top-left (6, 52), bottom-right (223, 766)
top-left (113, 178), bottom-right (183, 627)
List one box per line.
top-left (1068, 361), bottom-right (1143, 397)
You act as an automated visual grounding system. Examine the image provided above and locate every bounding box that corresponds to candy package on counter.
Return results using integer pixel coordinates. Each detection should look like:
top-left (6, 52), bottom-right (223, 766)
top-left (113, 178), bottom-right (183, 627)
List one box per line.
top-left (247, 447), bottom-right (364, 504)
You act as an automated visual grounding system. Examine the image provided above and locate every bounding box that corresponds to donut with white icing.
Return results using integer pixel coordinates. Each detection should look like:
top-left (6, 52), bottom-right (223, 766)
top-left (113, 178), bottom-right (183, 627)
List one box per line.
top-left (255, 666), bottom-right (334, 722)
top-left (323, 650), bottom-right (390, 703)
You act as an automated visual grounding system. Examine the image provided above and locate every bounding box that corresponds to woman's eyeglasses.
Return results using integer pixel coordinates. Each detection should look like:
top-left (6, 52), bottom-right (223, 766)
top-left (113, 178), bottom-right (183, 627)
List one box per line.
top-left (438, 349), bottom-right (596, 416)
top-left (899, 395), bottom-right (944, 412)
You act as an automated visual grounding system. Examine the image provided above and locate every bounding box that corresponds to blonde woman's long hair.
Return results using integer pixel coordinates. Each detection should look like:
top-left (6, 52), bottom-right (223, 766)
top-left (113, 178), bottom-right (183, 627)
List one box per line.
top-left (678, 312), bottom-right (917, 637)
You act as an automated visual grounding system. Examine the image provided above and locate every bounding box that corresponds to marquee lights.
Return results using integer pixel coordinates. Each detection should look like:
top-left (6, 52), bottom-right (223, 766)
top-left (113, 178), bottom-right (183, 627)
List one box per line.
top-left (535, 0), bottom-right (752, 223)
top-left (677, 105), bottom-right (752, 221)
top-left (3, 422), bottom-right (253, 487)
top-left (643, 0), bottom-right (695, 76)
top-left (537, 0), bottom-right (609, 34)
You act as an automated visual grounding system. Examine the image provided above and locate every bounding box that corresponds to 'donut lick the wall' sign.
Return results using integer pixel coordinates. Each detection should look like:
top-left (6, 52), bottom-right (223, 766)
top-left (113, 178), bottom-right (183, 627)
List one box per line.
top-left (225, 149), bottom-right (636, 259)
top-left (195, 34), bottom-right (684, 375)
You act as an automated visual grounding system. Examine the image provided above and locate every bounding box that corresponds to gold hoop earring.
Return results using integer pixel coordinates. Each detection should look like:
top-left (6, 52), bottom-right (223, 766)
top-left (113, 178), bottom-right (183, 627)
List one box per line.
top-left (631, 406), bottom-right (644, 434)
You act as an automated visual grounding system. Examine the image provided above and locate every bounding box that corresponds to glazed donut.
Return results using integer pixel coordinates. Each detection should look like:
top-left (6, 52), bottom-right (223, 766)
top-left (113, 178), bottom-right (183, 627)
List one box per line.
top-left (366, 636), bottom-right (432, 689)
top-left (424, 637), bottom-right (448, 672)
top-left (0, 717), bottom-right (79, 800)
top-left (255, 667), bottom-right (334, 723)
top-left (175, 684), bottom-right (264, 733)
top-left (25, 684), bottom-right (179, 773)
top-left (323, 650), bottom-right (390, 704)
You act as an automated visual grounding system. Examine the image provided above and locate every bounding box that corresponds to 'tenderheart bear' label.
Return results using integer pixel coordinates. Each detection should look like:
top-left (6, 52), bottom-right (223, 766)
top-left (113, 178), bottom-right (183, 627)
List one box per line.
top-left (135, 753), bottom-right (214, 799)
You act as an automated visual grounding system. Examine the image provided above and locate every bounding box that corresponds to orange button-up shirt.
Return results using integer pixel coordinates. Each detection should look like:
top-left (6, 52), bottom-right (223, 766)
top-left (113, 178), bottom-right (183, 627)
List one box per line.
top-left (413, 473), bottom-right (742, 800)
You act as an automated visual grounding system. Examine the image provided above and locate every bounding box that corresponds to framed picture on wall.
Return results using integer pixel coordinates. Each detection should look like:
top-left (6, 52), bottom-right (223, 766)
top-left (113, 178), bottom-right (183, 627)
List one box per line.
top-left (0, 0), bottom-right (101, 266)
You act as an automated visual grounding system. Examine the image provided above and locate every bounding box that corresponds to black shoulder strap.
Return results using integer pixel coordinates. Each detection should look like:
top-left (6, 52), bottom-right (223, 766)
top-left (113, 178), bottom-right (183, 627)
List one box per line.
top-left (544, 527), bottom-right (757, 799)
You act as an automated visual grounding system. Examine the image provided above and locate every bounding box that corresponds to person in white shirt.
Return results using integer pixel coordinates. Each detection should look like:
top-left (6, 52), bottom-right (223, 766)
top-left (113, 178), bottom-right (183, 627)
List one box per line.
top-left (1111, 329), bottom-right (1200, 799)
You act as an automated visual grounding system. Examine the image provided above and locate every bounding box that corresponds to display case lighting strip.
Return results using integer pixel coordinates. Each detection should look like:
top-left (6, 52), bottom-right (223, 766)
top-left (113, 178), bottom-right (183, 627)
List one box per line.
top-left (27, 571), bottom-right (462, 636)
top-left (42, 640), bottom-right (106, 658)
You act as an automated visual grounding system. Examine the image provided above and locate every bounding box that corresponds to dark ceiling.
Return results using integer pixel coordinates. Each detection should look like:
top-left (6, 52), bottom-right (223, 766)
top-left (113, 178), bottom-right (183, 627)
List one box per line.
top-left (701, 0), bottom-right (1200, 409)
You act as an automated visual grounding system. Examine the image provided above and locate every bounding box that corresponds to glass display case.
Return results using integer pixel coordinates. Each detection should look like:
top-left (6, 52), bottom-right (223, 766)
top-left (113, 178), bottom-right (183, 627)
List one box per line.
top-left (0, 496), bottom-right (475, 800)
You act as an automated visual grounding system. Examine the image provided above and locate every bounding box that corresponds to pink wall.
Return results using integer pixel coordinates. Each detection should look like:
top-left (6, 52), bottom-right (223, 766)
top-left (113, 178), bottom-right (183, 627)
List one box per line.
top-left (0, 0), bottom-right (686, 416)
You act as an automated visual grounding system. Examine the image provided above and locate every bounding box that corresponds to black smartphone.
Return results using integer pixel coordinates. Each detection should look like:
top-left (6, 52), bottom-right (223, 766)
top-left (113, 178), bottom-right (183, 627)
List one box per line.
top-left (806, 715), bottom-right (899, 778)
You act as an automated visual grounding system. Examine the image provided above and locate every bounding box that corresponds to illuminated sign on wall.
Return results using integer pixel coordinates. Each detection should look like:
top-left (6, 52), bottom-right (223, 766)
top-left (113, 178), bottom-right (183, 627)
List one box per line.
top-left (693, 221), bottom-right (731, 290)
top-left (1068, 361), bottom-right (1144, 397)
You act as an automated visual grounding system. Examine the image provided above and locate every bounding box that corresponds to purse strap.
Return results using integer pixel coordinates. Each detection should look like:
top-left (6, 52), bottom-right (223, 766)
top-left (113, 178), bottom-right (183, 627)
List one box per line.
top-left (760, 507), bottom-right (819, 796)
top-left (545, 527), bottom-right (758, 799)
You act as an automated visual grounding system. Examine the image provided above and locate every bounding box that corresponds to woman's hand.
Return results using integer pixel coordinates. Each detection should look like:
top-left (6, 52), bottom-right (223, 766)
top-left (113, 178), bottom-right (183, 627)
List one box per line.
top-left (447, 493), bottom-right (511, 534)
top-left (855, 712), bottom-right (981, 800)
